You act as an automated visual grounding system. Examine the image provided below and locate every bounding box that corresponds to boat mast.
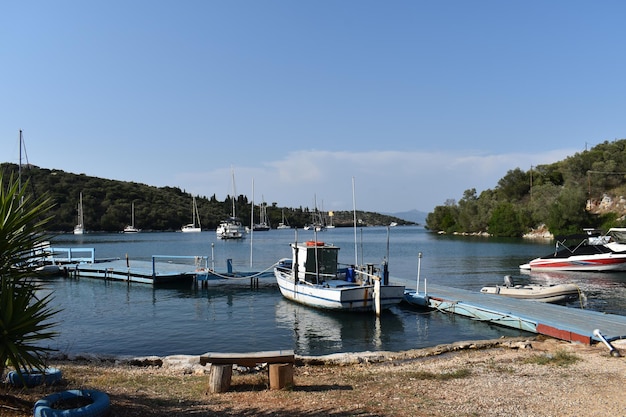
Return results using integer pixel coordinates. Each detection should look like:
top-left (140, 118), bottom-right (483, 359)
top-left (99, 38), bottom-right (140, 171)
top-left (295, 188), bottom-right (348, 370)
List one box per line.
top-left (230, 167), bottom-right (237, 218)
top-left (352, 177), bottom-right (358, 266)
top-left (18, 130), bottom-right (22, 194)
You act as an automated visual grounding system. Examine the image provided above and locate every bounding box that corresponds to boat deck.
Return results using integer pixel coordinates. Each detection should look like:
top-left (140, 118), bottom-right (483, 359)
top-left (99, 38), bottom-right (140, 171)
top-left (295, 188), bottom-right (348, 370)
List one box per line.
top-left (405, 283), bottom-right (626, 344)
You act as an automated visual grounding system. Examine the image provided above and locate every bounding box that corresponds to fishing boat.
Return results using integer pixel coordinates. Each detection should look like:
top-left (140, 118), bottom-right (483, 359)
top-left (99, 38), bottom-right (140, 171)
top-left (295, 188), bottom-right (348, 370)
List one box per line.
top-left (274, 240), bottom-right (405, 312)
top-left (123, 202), bottom-right (140, 233)
top-left (520, 228), bottom-right (626, 272)
top-left (216, 169), bottom-right (245, 239)
top-left (480, 275), bottom-right (580, 304)
top-left (181, 197), bottom-right (201, 233)
top-left (73, 192), bottom-right (85, 235)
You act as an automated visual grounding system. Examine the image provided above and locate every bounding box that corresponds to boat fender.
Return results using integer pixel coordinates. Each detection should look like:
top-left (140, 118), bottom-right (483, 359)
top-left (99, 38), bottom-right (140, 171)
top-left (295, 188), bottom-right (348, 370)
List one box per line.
top-left (306, 241), bottom-right (324, 247)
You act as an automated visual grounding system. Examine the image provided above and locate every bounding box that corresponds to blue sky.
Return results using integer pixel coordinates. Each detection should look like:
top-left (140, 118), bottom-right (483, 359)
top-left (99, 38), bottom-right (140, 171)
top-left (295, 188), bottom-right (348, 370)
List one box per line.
top-left (2, 1), bottom-right (624, 213)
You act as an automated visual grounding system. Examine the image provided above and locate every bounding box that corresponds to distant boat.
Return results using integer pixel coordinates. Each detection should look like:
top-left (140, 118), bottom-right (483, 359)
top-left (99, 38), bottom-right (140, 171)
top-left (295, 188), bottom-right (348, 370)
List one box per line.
top-left (277, 209), bottom-right (291, 229)
top-left (216, 168), bottom-right (245, 239)
top-left (326, 211), bottom-right (336, 229)
top-left (181, 197), bottom-right (202, 233)
top-left (74, 192), bottom-right (85, 235)
top-left (253, 197), bottom-right (271, 231)
top-left (304, 197), bottom-right (325, 232)
top-left (123, 202), bottom-right (140, 233)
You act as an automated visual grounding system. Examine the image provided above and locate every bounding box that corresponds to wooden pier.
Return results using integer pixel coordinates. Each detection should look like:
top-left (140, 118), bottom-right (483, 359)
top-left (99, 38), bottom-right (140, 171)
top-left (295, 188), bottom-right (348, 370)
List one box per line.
top-left (405, 283), bottom-right (626, 344)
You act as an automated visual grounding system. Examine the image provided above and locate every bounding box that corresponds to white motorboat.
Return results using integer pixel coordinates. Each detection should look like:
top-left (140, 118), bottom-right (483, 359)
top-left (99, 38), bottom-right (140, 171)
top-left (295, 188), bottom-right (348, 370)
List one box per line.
top-left (480, 275), bottom-right (581, 303)
top-left (520, 228), bottom-right (626, 272)
top-left (274, 240), bottom-right (405, 312)
top-left (181, 197), bottom-right (201, 233)
top-left (216, 216), bottom-right (245, 239)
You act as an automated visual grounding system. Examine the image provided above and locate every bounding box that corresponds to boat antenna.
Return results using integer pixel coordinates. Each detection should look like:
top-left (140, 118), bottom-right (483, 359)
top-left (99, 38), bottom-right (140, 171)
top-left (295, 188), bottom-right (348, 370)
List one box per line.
top-left (352, 177), bottom-right (358, 266)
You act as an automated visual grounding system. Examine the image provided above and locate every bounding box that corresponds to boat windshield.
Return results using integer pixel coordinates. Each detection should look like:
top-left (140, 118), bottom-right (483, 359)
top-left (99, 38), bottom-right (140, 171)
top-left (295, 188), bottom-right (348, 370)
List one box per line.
top-left (607, 228), bottom-right (626, 244)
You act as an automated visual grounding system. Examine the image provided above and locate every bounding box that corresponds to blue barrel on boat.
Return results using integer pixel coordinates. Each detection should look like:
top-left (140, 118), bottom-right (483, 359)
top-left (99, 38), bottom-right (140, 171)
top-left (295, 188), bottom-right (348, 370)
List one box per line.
top-left (346, 266), bottom-right (355, 282)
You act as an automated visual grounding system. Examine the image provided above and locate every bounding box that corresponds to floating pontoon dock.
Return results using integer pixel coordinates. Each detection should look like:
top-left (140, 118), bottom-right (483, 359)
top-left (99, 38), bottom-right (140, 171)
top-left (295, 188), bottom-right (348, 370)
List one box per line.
top-left (405, 283), bottom-right (626, 345)
top-left (52, 247), bottom-right (275, 286)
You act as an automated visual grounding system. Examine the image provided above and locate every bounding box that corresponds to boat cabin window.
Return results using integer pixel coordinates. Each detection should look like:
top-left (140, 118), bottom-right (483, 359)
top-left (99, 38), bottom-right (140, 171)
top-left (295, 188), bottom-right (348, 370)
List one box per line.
top-left (302, 247), bottom-right (338, 283)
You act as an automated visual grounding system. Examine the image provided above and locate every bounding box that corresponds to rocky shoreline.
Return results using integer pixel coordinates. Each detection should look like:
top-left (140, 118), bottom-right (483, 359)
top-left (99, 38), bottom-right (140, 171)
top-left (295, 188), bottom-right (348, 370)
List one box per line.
top-left (3, 336), bottom-right (625, 417)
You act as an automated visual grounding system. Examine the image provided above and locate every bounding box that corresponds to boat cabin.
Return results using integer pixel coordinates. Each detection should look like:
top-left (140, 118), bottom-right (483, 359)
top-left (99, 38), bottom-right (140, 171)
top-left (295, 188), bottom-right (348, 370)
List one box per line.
top-left (292, 241), bottom-right (339, 284)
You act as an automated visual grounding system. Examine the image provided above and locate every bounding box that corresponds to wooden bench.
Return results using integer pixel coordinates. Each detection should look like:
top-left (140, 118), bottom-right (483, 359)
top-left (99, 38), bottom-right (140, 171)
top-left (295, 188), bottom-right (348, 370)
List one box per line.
top-left (200, 350), bottom-right (295, 392)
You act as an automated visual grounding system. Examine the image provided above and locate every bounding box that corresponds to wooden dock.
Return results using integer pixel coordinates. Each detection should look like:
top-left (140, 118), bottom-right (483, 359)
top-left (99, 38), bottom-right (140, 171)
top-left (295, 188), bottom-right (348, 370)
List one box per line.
top-left (405, 283), bottom-right (626, 344)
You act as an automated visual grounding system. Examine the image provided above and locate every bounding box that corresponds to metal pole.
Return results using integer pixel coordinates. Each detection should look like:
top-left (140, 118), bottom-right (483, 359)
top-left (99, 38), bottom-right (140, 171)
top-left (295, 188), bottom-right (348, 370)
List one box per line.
top-left (417, 252), bottom-right (422, 295)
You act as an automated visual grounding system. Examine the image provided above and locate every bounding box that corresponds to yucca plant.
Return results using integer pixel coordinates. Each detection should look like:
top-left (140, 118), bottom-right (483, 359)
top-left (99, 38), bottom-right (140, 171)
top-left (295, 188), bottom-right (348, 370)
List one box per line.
top-left (0, 173), bottom-right (59, 381)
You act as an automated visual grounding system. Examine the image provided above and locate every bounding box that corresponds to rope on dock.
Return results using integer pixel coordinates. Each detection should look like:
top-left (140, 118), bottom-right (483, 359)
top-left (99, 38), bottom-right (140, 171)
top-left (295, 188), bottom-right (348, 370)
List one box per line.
top-left (203, 262), bottom-right (279, 280)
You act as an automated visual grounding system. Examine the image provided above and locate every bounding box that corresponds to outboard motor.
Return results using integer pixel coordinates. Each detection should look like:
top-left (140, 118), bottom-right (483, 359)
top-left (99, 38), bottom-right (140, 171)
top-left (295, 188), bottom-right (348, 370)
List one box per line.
top-left (503, 275), bottom-right (514, 287)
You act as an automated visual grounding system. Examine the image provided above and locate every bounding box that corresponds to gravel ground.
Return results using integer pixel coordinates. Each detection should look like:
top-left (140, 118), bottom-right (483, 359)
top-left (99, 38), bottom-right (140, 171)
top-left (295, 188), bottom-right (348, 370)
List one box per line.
top-left (2, 336), bottom-right (625, 417)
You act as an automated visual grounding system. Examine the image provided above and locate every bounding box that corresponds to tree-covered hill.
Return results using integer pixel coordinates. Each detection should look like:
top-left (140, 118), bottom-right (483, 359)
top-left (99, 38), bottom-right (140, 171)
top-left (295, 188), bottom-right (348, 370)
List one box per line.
top-left (0, 164), bottom-right (411, 232)
top-left (425, 139), bottom-right (626, 237)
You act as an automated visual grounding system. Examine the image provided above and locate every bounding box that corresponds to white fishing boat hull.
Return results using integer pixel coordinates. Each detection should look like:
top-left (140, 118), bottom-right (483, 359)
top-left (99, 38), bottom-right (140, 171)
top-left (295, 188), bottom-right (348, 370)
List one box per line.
top-left (274, 268), bottom-right (404, 312)
top-left (480, 283), bottom-right (580, 303)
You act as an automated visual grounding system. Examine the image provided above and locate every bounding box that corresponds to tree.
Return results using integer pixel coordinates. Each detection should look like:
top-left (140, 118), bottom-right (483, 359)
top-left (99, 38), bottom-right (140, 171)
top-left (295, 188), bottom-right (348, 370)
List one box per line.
top-left (0, 174), bottom-right (59, 381)
top-left (489, 202), bottom-right (523, 237)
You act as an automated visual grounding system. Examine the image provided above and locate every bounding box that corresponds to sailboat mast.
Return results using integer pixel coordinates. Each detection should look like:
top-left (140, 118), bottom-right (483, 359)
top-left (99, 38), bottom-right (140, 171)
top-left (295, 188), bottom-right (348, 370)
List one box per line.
top-left (231, 167), bottom-right (237, 218)
top-left (18, 130), bottom-right (22, 194)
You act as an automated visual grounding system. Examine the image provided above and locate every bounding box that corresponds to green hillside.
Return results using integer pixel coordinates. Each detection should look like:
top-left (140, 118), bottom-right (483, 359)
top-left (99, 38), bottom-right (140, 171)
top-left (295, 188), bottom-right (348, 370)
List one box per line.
top-left (425, 139), bottom-right (626, 237)
top-left (0, 164), bottom-right (411, 232)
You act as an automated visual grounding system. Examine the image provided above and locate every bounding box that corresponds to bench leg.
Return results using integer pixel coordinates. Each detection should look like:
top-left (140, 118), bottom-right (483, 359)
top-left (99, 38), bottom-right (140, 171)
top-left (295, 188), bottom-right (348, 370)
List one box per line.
top-left (269, 363), bottom-right (294, 390)
top-left (208, 364), bottom-right (232, 393)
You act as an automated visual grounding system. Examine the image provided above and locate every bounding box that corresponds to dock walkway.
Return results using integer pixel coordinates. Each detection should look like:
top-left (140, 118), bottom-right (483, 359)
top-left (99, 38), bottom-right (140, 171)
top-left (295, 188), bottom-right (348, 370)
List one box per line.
top-left (406, 283), bottom-right (626, 344)
top-left (54, 247), bottom-right (276, 286)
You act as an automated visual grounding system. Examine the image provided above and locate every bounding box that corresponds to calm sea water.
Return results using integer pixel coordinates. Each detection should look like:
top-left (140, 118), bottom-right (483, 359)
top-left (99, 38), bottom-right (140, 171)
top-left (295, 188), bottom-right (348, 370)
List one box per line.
top-left (38, 227), bottom-right (626, 357)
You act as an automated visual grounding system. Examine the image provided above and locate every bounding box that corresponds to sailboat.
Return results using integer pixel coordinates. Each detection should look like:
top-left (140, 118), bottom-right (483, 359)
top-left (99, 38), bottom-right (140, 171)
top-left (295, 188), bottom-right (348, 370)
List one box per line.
top-left (253, 197), bottom-right (271, 231)
top-left (181, 197), bottom-right (202, 233)
top-left (73, 192), bottom-right (85, 235)
top-left (277, 209), bottom-right (291, 229)
top-left (216, 169), bottom-right (245, 239)
top-left (123, 202), bottom-right (140, 233)
top-left (326, 211), bottom-right (336, 229)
